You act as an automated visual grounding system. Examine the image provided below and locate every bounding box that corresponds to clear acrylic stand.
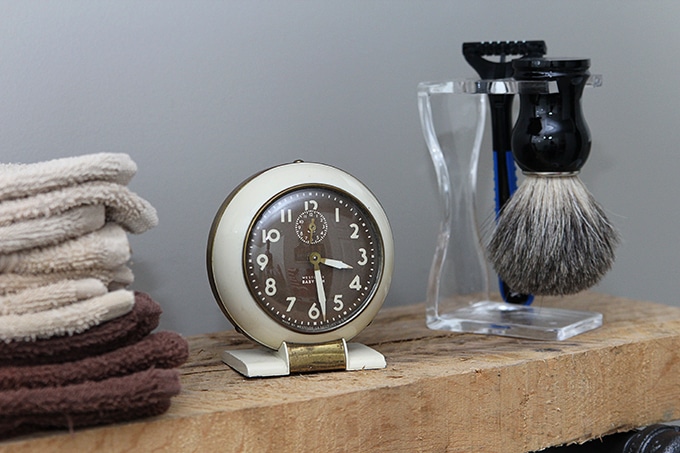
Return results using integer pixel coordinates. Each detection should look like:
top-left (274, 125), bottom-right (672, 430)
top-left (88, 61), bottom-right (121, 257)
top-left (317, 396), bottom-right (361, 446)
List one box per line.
top-left (417, 77), bottom-right (603, 341)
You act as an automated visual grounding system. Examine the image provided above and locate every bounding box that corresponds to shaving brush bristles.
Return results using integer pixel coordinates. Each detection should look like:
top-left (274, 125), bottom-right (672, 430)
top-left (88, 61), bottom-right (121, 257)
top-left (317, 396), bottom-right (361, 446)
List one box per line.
top-left (485, 175), bottom-right (619, 296)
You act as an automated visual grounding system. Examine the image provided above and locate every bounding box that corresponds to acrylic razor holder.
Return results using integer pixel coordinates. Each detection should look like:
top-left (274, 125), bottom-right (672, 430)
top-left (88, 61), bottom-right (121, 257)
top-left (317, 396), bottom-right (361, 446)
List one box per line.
top-left (417, 76), bottom-right (603, 341)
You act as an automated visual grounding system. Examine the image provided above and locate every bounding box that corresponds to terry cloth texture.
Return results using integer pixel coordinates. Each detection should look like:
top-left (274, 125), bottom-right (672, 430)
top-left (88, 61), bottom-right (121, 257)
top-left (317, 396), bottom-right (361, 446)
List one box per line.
top-left (0, 291), bottom-right (162, 366)
top-left (0, 331), bottom-right (188, 390)
top-left (0, 289), bottom-right (134, 343)
top-left (0, 152), bottom-right (137, 201)
top-left (0, 205), bottom-right (105, 254)
top-left (0, 278), bottom-right (107, 316)
top-left (0, 155), bottom-right (182, 438)
top-left (0, 368), bottom-right (181, 439)
top-left (0, 265), bottom-right (134, 296)
top-left (0, 223), bottom-right (130, 275)
top-left (0, 181), bottom-right (158, 234)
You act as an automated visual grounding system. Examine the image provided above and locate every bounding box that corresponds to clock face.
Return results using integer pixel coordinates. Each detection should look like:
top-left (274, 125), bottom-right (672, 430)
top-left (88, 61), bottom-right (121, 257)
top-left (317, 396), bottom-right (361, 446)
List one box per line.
top-left (244, 186), bottom-right (383, 334)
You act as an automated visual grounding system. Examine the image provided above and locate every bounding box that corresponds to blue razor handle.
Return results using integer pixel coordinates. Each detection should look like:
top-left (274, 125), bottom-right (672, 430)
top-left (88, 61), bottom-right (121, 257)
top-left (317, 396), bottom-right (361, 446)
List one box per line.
top-left (493, 150), bottom-right (534, 305)
top-left (463, 41), bottom-right (544, 305)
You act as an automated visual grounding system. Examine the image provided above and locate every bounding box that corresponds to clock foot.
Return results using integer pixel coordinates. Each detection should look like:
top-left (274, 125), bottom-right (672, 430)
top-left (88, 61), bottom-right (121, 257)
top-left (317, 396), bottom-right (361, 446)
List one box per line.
top-left (222, 339), bottom-right (386, 378)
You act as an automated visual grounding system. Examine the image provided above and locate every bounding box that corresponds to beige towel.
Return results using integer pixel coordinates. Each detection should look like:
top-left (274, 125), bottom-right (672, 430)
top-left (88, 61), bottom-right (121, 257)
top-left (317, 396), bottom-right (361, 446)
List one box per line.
top-left (0, 153), bottom-right (137, 202)
top-left (0, 279), bottom-right (107, 316)
top-left (0, 266), bottom-right (134, 296)
top-left (0, 289), bottom-right (134, 343)
top-left (0, 205), bottom-right (105, 254)
top-left (0, 181), bottom-right (157, 234)
top-left (0, 224), bottom-right (130, 275)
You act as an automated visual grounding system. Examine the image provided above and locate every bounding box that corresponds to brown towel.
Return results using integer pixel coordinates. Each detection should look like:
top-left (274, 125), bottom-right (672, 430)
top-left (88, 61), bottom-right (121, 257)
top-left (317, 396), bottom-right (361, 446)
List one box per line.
top-left (0, 331), bottom-right (188, 390)
top-left (0, 368), bottom-right (181, 439)
top-left (0, 292), bottom-right (161, 366)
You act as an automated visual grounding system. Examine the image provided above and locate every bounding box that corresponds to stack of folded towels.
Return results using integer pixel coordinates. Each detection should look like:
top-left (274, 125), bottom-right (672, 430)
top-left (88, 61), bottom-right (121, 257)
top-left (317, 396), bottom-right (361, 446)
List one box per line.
top-left (0, 153), bottom-right (188, 439)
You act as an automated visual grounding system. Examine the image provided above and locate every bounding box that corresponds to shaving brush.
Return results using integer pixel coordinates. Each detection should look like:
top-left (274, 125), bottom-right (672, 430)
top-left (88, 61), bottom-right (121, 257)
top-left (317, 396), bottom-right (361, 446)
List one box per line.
top-left (485, 58), bottom-right (619, 296)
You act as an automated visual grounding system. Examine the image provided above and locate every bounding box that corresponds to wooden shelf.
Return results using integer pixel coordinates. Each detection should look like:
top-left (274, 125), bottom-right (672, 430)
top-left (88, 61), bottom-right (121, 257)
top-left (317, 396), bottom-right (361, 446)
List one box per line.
top-left (3, 293), bottom-right (680, 452)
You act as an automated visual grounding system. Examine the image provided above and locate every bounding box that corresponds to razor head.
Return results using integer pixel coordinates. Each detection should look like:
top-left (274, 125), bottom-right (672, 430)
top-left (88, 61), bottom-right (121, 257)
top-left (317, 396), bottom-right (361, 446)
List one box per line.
top-left (463, 40), bottom-right (547, 80)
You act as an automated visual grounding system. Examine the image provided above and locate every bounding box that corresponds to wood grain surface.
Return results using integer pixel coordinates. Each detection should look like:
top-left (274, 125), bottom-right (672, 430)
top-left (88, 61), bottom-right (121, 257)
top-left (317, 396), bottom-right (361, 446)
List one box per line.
top-left (2, 293), bottom-right (680, 452)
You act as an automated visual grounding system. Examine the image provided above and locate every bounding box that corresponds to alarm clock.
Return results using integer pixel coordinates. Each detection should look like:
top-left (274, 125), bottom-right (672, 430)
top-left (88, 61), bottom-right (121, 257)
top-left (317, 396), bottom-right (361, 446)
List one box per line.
top-left (207, 161), bottom-right (394, 376)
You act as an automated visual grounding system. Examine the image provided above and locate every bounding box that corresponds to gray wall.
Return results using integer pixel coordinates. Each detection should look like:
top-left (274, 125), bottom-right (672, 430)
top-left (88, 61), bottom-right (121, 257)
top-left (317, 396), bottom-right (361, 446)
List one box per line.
top-left (1, 1), bottom-right (678, 336)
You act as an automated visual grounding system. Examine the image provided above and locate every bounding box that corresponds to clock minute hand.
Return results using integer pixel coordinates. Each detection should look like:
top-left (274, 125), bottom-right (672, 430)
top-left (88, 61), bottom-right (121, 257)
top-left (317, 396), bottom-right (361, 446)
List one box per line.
top-left (313, 267), bottom-right (327, 321)
top-left (309, 252), bottom-right (327, 320)
top-left (319, 257), bottom-right (353, 270)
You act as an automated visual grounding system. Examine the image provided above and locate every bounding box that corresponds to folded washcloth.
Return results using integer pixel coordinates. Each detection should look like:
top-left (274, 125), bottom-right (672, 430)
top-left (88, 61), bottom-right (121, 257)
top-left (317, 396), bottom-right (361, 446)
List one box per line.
top-left (0, 204), bottom-right (106, 254)
top-left (0, 367), bottom-right (181, 439)
top-left (0, 278), bottom-right (107, 316)
top-left (0, 223), bottom-right (130, 275)
top-left (0, 331), bottom-right (188, 390)
top-left (0, 265), bottom-right (134, 296)
top-left (0, 291), bottom-right (161, 366)
top-left (0, 289), bottom-right (134, 343)
top-left (0, 153), bottom-right (137, 202)
top-left (0, 181), bottom-right (157, 234)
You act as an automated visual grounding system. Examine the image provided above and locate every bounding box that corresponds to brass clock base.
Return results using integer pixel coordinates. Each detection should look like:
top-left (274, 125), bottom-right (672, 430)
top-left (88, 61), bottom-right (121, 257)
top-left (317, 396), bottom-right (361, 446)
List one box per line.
top-left (222, 339), bottom-right (386, 378)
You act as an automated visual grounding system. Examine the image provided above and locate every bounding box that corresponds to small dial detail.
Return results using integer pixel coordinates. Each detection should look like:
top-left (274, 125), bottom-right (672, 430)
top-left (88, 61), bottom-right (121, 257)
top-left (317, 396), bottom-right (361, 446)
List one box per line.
top-left (294, 210), bottom-right (328, 245)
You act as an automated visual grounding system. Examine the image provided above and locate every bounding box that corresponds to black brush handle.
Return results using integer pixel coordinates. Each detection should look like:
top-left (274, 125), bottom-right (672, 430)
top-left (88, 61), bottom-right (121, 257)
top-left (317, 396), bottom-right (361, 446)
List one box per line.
top-left (511, 58), bottom-right (591, 173)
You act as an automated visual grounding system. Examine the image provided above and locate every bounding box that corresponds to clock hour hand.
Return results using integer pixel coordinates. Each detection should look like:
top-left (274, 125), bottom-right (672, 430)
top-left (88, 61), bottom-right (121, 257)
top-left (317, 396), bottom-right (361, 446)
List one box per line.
top-left (319, 257), bottom-right (353, 270)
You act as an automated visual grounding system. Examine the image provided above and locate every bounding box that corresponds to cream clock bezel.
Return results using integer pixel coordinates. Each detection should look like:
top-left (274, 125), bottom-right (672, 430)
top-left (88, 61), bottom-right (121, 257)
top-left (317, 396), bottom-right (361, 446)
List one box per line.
top-left (207, 161), bottom-right (394, 350)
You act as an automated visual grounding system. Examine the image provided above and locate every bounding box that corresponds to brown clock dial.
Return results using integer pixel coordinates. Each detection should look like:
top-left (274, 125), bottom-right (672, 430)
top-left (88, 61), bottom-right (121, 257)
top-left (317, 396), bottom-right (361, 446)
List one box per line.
top-left (243, 186), bottom-right (383, 334)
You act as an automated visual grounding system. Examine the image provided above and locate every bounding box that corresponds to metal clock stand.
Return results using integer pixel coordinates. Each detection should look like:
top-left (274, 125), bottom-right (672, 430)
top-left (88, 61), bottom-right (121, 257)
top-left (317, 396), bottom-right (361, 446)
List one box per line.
top-left (222, 339), bottom-right (386, 378)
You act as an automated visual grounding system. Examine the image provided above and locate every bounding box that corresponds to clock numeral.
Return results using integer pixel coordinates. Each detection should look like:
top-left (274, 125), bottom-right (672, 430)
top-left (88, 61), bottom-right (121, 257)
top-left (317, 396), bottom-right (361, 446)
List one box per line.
top-left (256, 254), bottom-right (269, 271)
top-left (335, 208), bottom-right (340, 223)
top-left (357, 248), bottom-right (368, 266)
top-left (280, 209), bottom-right (292, 223)
top-left (286, 296), bottom-right (296, 312)
top-left (333, 294), bottom-right (344, 312)
top-left (305, 200), bottom-right (318, 211)
top-left (264, 278), bottom-right (277, 296)
top-left (349, 223), bottom-right (360, 239)
top-left (262, 229), bottom-right (281, 243)
top-left (349, 275), bottom-right (362, 291)
top-left (308, 303), bottom-right (321, 320)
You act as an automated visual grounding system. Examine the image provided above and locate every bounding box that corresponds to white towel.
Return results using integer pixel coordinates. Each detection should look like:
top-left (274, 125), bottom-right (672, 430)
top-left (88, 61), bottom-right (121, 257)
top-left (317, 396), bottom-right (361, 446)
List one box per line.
top-left (0, 278), bottom-right (107, 316)
top-left (0, 153), bottom-right (137, 202)
top-left (0, 266), bottom-right (134, 296)
top-left (0, 182), bottom-right (157, 234)
top-left (0, 205), bottom-right (105, 254)
top-left (0, 224), bottom-right (130, 275)
top-left (0, 289), bottom-right (135, 343)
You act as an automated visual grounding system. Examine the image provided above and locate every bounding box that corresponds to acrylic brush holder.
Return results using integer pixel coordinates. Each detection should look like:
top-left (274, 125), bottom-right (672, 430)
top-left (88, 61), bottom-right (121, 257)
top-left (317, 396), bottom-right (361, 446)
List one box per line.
top-left (417, 77), bottom-right (604, 341)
